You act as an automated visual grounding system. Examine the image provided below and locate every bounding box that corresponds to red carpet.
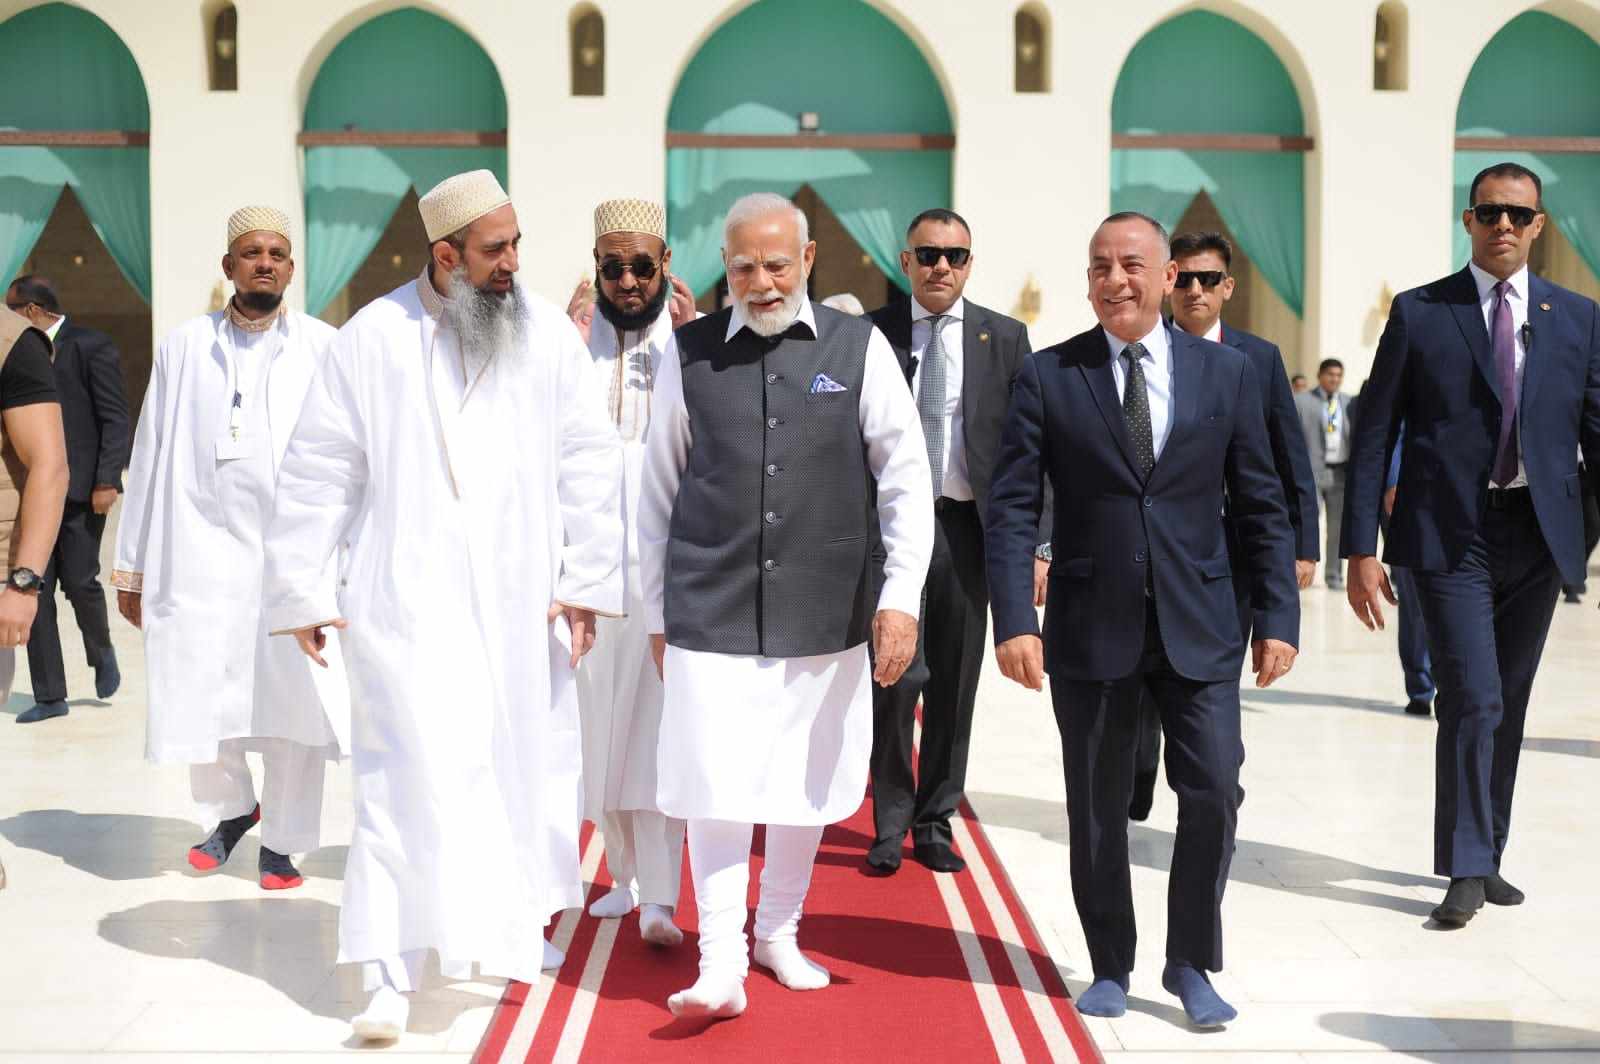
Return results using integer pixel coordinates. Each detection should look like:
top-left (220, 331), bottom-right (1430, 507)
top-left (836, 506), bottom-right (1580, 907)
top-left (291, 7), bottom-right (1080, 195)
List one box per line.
top-left (473, 799), bottom-right (1101, 1063)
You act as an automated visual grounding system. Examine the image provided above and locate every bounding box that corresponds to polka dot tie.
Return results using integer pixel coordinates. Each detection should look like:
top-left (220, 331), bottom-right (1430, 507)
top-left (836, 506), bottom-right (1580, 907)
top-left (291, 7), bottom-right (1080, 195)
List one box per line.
top-left (1121, 342), bottom-right (1155, 480)
top-left (918, 314), bottom-right (949, 497)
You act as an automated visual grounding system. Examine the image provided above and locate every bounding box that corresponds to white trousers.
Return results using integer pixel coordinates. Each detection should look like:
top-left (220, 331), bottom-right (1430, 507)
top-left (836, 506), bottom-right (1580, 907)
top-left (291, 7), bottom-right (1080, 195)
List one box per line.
top-left (603, 809), bottom-right (685, 909)
top-left (364, 949), bottom-right (428, 993)
top-left (688, 819), bottom-right (825, 977)
top-left (189, 737), bottom-right (330, 854)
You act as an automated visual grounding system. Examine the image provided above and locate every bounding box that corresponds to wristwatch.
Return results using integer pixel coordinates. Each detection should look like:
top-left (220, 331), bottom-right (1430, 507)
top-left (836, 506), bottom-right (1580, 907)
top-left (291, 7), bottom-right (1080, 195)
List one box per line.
top-left (1034, 543), bottom-right (1053, 562)
top-left (6, 567), bottom-right (41, 594)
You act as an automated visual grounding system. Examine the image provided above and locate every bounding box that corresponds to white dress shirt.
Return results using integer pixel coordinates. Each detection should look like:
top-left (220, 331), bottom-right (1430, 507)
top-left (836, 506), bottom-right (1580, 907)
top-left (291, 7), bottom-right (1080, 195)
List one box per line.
top-left (1105, 321), bottom-right (1174, 460)
top-left (1468, 260), bottom-right (1530, 488)
top-left (44, 315), bottom-right (64, 342)
top-left (1200, 318), bottom-right (1223, 343)
top-left (910, 296), bottom-right (971, 501)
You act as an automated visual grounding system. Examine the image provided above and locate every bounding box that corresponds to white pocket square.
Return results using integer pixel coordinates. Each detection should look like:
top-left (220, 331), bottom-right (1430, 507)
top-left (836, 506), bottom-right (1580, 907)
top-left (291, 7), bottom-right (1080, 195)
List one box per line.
top-left (810, 373), bottom-right (847, 394)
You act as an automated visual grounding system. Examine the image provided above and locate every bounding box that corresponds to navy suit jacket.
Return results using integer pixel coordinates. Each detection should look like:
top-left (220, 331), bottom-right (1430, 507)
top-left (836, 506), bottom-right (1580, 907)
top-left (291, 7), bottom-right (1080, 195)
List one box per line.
top-left (986, 325), bottom-right (1299, 683)
top-left (1341, 267), bottom-right (1600, 586)
top-left (1219, 324), bottom-right (1320, 562)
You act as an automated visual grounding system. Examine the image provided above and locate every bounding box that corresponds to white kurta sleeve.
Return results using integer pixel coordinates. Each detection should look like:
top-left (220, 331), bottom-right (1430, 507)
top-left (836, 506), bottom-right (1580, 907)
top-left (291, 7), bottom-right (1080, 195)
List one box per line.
top-left (554, 318), bottom-right (625, 617)
top-left (262, 330), bottom-right (369, 634)
top-left (636, 335), bottom-right (690, 636)
top-left (112, 335), bottom-right (171, 592)
top-left (861, 326), bottom-right (934, 618)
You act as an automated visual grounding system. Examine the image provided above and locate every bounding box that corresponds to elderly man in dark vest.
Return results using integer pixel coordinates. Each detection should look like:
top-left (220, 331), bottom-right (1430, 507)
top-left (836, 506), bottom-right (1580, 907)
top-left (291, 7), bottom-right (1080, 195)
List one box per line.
top-left (638, 192), bottom-right (933, 1021)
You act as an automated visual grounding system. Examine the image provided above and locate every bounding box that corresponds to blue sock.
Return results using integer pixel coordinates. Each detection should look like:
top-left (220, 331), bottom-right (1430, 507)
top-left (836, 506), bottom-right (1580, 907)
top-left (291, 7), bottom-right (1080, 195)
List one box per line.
top-left (1075, 975), bottom-right (1129, 1018)
top-left (1162, 962), bottom-right (1236, 1027)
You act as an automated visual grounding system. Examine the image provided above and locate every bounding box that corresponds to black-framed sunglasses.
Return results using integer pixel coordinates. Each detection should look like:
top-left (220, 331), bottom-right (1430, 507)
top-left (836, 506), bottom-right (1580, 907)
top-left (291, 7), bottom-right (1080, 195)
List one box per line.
top-left (1471, 203), bottom-right (1540, 228)
top-left (598, 256), bottom-right (660, 282)
top-left (1175, 270), bottom-right (1227, 290)
top-left (911, 245), bottom-right (971, 268)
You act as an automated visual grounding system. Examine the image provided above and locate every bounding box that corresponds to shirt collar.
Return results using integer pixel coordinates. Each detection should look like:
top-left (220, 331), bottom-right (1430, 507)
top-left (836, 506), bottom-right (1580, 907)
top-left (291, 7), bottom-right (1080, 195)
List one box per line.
top-left (912, 296), bottom-right (964, 324)
top-left (416, 266), bottom-right (451, 322)
top-left (1468, 260), bottom-right (1528, 304)
top-left (1202, 319), bottom-right (1223, 343)
top-left (725, 295), bottom-right (817, 342)
top-left (44, 315), bottom-right (64, 341)
top-left (1103, 319), bottom-right (1170, 367)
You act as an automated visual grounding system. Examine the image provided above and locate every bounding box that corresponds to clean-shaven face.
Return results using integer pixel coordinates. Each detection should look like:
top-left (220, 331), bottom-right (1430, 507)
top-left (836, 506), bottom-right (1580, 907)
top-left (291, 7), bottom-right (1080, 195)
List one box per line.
top-left (1088, 218), bottom-right (1177, 343)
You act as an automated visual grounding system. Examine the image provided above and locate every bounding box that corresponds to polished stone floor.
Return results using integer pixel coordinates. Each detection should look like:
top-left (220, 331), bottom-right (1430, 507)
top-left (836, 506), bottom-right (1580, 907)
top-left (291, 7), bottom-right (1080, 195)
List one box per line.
top-left (1, 515), bottom-right (1597, 1061)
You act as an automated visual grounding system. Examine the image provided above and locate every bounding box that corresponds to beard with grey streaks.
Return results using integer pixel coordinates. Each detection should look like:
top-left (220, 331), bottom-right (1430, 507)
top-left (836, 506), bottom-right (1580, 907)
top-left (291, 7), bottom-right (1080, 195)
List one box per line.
top-left (741, 277), bottom-right (808, 338)
top-left (442, 265), bottom-right (528, 364)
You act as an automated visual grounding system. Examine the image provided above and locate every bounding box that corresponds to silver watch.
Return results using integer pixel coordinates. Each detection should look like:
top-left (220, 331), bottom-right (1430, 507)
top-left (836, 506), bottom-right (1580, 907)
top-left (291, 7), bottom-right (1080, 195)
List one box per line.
top-left (1034, 544), bottom-right (1052, 562)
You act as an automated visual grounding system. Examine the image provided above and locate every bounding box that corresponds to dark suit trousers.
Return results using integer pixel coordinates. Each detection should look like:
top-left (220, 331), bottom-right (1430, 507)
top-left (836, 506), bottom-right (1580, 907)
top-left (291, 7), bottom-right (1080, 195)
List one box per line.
top-left (1052, 607), bottom-right (1242, 979)
top-left (1382, 512), bottom-right (1435, 703)
top-left (1410, 491), bottom-right (1561, 877)
top-left (870, 499), bottom-right (987, 848)
top-left (28, 501), bottom-right (113, 702)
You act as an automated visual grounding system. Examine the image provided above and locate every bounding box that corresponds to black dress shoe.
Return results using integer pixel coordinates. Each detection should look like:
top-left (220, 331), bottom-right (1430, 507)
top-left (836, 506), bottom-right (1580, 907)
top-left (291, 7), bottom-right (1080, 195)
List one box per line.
top-left (1565, 589), bottom-right (1584, 604)
top-left (912, 841), bottom-right (966, 874)
top-left (1128, 771), bottom-right (1157, 822)
top-left (1484, 872), bottom-right (1525, 906)
top-left (1405, 698), bottom-right (1432, 717)
top-left (865, 839), bottom-right (902, 874)
top-left (1431, 876), bottom-right (1485, 926)
top-left (16, 700), bottom-right (68, 724)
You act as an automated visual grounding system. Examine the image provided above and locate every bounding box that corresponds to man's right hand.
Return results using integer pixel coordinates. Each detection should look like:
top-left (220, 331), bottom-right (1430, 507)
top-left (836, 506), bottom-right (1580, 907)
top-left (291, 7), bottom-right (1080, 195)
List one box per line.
top-left (650, 633), bottom-right (666, 680)
top-left (0, 588), bottom-right (37, 647)
top-left (1346, 554), bottom-right (1396, 631)
top-left (1295, 559), bottom-right (1315, 589)
top-left (289, 619), bottom-right (348, 667)
top-left (117, 589), bottom-right (142, 630)
top-left (995, 634), bottom-right (1045, 691)
top-left (565, 278), bottom-right (594, 344)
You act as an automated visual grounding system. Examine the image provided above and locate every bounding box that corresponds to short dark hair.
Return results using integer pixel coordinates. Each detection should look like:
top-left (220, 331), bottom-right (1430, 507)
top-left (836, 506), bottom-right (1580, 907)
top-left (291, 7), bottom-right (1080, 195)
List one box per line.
top-left (1467, 161), bottom-right (1543, 209)
top-left (1101, 212), bottom-right (1170, 256)
top-left (7, 274), bottom-right (61, 314)
top-left (905, 208), bottom-right (970, 242)
top-left (1318, 358), bottom-right (1344, 374)
top-left (1291, 373), bottom-right (1307, 383)
top-left (1169, 231), bottom-right (1232, 271)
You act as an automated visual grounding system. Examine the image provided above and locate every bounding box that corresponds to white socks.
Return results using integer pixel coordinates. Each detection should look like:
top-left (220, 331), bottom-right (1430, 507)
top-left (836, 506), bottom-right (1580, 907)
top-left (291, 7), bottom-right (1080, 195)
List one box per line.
top-left (352, 985), bottom-right (410, 1042)
top-left (754, 939), bottom-right (831, 990)
top-left (667, 971), bottom-right (747, 1019)
top-left (543, 939), bottom-right (565, 971)
top-left (588, 884), bottom-right (638, 919)
top-left (639, 902), bottom-right (683, 947)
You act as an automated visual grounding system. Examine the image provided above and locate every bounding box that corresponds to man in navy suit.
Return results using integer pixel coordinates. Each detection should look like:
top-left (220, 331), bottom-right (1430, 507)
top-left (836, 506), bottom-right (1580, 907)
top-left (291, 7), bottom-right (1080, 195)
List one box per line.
top-left (1343, 162), bottom-right (1600, 926)
top-left (1128, 231), bottom-right (1319, 821)
top-left (987, 213), bottom-right (1299, 1027)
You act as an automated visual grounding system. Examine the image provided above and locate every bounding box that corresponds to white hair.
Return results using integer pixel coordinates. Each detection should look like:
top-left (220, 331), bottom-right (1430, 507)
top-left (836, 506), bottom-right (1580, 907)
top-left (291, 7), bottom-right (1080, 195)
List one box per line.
top-left (722, 192), bottom-right (809, 249)
top-left (820, 292), bottom-right (865, 316)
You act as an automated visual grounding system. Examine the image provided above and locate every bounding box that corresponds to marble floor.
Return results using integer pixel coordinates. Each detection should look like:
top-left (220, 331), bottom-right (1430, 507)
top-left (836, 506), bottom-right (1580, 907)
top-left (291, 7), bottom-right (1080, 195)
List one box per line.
top-left (1, 513), bottom-right (1597, 1062)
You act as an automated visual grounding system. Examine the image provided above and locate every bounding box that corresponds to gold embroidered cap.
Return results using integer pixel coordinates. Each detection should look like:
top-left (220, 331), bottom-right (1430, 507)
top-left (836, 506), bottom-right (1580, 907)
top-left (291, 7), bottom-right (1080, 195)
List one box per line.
top-left (227, 206), bottom-right (292, 249)
top-left (594, 198), bottom-right (666, 242)
top-left (419, 170), bottom-right (512, 243)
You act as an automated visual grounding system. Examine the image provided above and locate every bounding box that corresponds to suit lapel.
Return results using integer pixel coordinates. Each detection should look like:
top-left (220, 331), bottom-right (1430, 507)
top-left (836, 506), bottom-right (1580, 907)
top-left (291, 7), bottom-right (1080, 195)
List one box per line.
top-left (960, 306), bottom-right (987, 437)
top-left (1081, 330), bottom-right (1142, 477)
top-left (1157, 327), bottom-right (1202, 479)
top-left (881, 311), bottom-right (915, 388)
top-left (1520, 273), bottom-right (1556, 408)
top-left (1446, 267), bottom-right (1501, 403)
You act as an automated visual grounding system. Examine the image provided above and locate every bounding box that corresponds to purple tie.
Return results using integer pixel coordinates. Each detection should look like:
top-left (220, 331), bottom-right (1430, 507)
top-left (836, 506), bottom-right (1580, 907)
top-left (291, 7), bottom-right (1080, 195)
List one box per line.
top-left (1491, 281), bottom-right (1519, 486)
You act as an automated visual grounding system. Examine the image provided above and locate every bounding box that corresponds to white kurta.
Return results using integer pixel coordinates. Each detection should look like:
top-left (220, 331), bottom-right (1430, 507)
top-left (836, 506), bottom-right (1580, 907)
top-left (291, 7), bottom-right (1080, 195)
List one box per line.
top-left (261, 272), bottom-right (623, 984)
top-left (637, 299), bottom-right (933, 826)
top-left (577, 308), bottom-right (674, 819)
top-left (113, 309), bottom-right (349, 764)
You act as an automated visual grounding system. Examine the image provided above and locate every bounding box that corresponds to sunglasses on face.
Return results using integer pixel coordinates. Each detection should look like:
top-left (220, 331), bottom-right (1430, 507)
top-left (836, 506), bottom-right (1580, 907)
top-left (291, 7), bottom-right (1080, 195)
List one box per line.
top-left (1471, 203), bottom-right (1540, 228)
top-left (911, 245), bottom-right (971, 269)
top-left (1175, 270), bottom-right (1227, 290)
top-left (598, 256), bottom-right (660, 282)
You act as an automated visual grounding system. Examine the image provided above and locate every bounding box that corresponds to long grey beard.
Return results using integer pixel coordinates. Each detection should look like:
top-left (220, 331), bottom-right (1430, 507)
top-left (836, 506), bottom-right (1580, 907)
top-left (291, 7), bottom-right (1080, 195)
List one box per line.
top-left (441, 266), bottom-right (528, 369)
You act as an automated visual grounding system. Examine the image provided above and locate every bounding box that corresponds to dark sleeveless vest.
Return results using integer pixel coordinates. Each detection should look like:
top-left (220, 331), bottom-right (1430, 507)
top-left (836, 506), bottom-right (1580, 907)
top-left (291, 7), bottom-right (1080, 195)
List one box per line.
top-left (664, 303), bottom-right (875, 657)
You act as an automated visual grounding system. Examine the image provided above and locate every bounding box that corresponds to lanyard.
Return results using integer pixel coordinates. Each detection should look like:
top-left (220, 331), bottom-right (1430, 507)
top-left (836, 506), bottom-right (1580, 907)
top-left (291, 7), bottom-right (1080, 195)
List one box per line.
top-left (218, 318), bottom-right (277, 443)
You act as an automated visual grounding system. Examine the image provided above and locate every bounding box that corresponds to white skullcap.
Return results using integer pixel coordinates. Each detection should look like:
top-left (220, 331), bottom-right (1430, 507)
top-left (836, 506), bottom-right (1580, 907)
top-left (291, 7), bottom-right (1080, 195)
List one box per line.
top-left (594, 198), bottom-right (667, 242)
top-left (418, 169), bottom-right (511, 243)
top-left (227, 205), bottom-right (291, 248)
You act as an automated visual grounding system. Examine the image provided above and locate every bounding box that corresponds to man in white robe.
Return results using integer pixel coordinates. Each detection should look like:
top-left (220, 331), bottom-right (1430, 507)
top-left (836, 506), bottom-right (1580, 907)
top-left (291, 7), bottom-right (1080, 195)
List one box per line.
top-left (113, 206), bottom-right (349, 890)
top-left (638, 193), bottom-right (933, 1019)
top-left (260, 170), bottom-right (623, 1042)
top-left (567, 197), bottom-right (697, 947)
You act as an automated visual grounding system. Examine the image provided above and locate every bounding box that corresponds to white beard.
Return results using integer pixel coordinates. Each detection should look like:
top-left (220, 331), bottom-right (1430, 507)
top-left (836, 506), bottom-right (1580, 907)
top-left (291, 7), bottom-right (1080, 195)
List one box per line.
top-left (441, 266), bottom-right (529, 369)
top-left (741, 282), bottom-right (808, 338)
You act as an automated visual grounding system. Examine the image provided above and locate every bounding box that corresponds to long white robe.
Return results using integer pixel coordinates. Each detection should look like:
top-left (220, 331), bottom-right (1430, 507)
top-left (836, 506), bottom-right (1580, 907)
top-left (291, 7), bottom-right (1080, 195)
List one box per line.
top-left (113, 309), bottom-right (349, 764)
top-left (637, 299), bottom-right (933, 826)
top-left (577, 306), bottom-right (674, 819)
top-left (261, 272), bottom-right (622, 984)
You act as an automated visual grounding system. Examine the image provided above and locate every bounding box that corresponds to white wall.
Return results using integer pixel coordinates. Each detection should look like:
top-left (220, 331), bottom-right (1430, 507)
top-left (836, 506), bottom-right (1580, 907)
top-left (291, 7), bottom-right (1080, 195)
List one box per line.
top-left (4, 0), bottom-right (1597, 382)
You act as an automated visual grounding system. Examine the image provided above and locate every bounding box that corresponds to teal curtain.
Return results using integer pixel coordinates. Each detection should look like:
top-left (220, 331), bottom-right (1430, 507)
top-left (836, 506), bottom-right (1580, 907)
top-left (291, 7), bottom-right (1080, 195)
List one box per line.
top-left (303, 8), bottom-right (506, 315)
top-left (0, 4), bottom-right (150, 299)
top-left (1110, 11), bottom-right (1306, 316)
top-left (1452, 13), bottom-right (1600, 282)
top-left (666, 0), bottom-right (953, 296)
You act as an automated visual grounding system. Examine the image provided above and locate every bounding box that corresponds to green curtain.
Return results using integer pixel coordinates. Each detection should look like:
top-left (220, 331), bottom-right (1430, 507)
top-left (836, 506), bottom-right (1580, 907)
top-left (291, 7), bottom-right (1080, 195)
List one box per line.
top-left (666, 0), bottom-right (953, 296)
top-left (303, 7), bottom-right (506, 315)
top-left (0, 3), bottom-right (150, 299)
top-left (1452, 13), bottom-right (1600, 282)
top-left (1110, 11), bottom-right (1306, 316)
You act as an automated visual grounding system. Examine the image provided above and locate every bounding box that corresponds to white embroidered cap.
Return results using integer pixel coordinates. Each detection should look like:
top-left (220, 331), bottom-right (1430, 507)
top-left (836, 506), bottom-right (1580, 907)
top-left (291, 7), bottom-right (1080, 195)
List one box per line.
top-left (594, 198), bottom-right (666, 241)
top-left (226, 205), bottom-right (291, 248)
top-left (418, 169), bottom-right (512, 243)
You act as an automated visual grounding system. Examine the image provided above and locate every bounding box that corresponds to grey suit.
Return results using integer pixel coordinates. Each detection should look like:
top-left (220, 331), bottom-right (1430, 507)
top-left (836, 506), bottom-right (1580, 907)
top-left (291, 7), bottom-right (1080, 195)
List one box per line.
top-left (1296, 386), bottom-right (1354, 585)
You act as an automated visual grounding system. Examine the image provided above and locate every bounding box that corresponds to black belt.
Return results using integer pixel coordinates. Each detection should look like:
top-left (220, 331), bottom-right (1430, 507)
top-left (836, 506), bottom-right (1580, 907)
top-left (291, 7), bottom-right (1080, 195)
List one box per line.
top-left (934, 497), bottom-right (977, 515)
top-left (1486, 485), bottom-right (1531, 510)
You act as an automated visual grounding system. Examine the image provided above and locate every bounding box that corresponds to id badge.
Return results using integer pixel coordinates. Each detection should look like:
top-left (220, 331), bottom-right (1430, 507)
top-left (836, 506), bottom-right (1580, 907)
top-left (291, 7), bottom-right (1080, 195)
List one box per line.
top-left (215, 433), bottom-right (254, 461)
